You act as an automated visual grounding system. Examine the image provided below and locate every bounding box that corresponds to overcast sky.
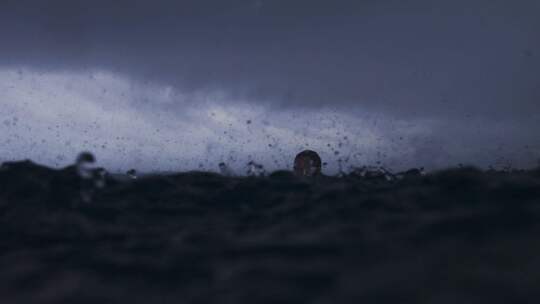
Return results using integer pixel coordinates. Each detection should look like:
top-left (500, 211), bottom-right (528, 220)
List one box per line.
top-left (1, 0), bottom-right (539, 173)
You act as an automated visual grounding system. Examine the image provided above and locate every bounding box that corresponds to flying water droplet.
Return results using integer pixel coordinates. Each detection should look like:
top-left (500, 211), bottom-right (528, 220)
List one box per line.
top-left (75, 152), bottom-right (102, 204)
top-left (246, 161), bottom-right (266, 177)
top-left (76, 152), bottom-right (96, 179)
top-left (93, 167), bottom-right (108, 189)
top-left (219, 162), bottom-right (235, 176)
top-left (126, 169), bottom-right (138, 179)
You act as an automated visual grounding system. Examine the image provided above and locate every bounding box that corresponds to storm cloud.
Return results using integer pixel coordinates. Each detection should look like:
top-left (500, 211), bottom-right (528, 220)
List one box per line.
top-left (0, 0), bottom-right (539, 172)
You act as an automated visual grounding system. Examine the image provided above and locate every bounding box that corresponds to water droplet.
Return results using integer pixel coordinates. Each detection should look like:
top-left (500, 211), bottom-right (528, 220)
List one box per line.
top-left (76, 152), bottom-right (96, 177)
top-left (126, 169), bottom-right (138, 179)
top-left (219, 162), bottom-right (235, 176)
top-left (246, 161), bottom-right (266, 177)
top-left (93, 168), bottom-right (108, 189)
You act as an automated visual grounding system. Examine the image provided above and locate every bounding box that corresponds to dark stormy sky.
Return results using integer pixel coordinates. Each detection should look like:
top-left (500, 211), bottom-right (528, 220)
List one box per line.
top-left (0, 0), bottom-right (539, 173)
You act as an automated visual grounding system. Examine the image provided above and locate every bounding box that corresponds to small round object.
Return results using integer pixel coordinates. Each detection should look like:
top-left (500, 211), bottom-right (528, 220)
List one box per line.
top-left (76, 152), bottom-right (96, 164)
top-left (294, 150), bottom-right (322, 177)
top-left (126, 169), bottom-right (137, 179)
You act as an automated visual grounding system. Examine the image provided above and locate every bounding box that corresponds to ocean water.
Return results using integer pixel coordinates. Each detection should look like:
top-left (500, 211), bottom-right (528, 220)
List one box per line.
top-left (1, 160), bottom-right (540, 303)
